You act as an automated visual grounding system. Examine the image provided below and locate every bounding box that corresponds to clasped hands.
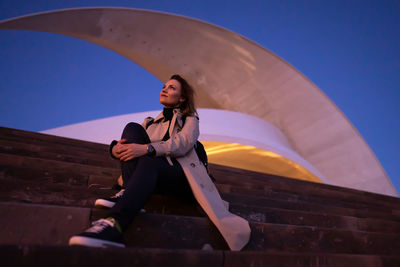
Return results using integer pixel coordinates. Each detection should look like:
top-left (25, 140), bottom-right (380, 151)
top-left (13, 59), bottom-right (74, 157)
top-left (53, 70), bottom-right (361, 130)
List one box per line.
top-left (112, 139), bottom-right (148, 161)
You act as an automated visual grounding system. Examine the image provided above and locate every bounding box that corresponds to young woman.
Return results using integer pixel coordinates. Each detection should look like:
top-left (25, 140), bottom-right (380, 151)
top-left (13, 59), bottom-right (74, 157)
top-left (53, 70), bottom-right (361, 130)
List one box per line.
top-left (69, 74), bottom-right (250, 251)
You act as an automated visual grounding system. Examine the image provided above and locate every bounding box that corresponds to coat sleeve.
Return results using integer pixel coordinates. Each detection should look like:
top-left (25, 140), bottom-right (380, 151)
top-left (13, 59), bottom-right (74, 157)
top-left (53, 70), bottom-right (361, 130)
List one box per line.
top-left (151, 115), bottom-right (199, 158)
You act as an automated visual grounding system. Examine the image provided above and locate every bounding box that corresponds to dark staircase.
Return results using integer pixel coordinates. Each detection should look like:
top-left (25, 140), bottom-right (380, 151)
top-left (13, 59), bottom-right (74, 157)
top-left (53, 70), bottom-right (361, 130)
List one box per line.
top-left (1, 126), bottom-right (399, 266)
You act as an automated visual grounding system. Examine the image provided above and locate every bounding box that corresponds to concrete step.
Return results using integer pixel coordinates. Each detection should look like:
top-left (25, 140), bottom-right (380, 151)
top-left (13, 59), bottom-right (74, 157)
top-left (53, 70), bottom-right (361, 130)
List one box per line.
top-left (0, 177), bottom-right (117, 207)
top-left (0, 161), bottom-right (400, 226)
top-left (0, 126), bottom-right (109, 152)
top-left (216, 183), bottom-right (400, 216)
top-left (222, 192), bottom-right (400, 222)
top-left (3, 126), bottom-right (400, 213)
top-left (0, 177), bottom-right (203, 216)
top-left (229, 204), bottom-right (400, 234)
top-left (6, 245), bottom-right (400, 267)
top-left (3, 126), bottom-right (399, 202)
top-left (0, 202), bottom-right (89, 246)
top-left (2, 126), bottom-right (400, 261)
top-left (89, 172), bottom-right (400, 216)
top-left (2, 245), bottom-right (223, 267)
top-left (0, 138), bottom-right (118, 168)
top-left (0, 152), bottom-right (120, 186)
top-left (3, 202), bottom-right (399, 254)
top-left (224, 251), bottom-right (400, 267)
top-left (210, 164), bottom-right (400, 208)
top-left (116, 213), bottom-right (400, 254)
top-left (3, 177), bottom-right (400, 235)
top-left (3, 157), bottom-right (399, 224)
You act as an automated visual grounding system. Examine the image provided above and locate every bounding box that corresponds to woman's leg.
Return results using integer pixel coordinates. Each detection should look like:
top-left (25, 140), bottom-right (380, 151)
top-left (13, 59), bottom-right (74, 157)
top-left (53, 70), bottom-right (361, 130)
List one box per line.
top-left (70, 123), bottom-right (193, 247)
top-left (108, 155), bottom-right (193, 231)
top-left (119, 122), bottom-right (151, 187)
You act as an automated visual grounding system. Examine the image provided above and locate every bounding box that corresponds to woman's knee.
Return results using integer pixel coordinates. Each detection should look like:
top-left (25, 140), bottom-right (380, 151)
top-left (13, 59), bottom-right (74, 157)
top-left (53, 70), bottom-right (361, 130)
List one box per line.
top-left (121, 122), bottom-right (149, 143)
top-left (123, 122), bottom-right (143, 134)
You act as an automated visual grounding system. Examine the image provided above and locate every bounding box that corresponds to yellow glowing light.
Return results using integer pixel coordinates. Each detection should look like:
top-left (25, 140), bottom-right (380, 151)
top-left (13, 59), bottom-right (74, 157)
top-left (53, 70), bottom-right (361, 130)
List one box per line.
top-left (206, 143), bottom-right (253, 156)
top-left (203, 141), bottom-right (322, 183)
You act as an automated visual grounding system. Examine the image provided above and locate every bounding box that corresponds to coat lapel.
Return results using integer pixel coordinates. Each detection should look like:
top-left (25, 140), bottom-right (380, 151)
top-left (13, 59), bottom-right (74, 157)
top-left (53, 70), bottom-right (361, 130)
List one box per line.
top-left (170, 109), bottom-right (183, 138)
top-left (148, 108), bottom-right (182, 142)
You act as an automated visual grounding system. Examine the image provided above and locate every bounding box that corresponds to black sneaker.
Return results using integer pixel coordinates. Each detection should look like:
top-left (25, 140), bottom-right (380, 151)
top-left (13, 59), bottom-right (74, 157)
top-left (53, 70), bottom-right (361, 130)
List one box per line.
top-left (69, 218), bottom-right (125, 248)
top-left (95, 189), bottom-right (125, 208)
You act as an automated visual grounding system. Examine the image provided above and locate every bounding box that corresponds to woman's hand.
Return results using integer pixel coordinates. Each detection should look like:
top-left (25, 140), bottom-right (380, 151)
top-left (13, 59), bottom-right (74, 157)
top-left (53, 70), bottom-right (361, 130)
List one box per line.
top-left (111, 139), bottom-right (126, 159)
top-left (112, 139), bottom-right (148, 161)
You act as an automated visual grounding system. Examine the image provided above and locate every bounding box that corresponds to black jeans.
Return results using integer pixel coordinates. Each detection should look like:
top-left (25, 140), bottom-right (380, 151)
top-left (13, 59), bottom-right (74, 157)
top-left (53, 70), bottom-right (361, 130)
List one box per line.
top-left (108, 122), bottom-right (194, 230)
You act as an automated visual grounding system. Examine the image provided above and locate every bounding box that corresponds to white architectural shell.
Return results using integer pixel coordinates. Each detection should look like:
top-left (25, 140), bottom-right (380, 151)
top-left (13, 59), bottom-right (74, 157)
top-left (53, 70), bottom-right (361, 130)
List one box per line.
top-left (42, 108), bottom-right (327, 183)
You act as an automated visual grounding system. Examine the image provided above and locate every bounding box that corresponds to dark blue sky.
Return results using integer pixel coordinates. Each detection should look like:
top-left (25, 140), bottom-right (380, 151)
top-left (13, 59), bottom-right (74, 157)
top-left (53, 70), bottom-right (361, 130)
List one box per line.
top-left (1, 0), bottom-right (399, 194)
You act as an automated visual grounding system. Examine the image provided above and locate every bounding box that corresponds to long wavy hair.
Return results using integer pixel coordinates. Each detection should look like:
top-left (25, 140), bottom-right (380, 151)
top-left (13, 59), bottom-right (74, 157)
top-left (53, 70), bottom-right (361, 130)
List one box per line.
top-left (170, 74), bottom-right (197, 116)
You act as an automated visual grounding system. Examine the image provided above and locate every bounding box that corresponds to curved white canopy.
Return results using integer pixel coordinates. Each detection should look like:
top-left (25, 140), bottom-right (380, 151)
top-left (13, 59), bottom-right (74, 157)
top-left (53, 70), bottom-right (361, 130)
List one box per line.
top-left (42, 109), bottom-right (327, 183)
top-left (0, 8), bottom-right (396, 196)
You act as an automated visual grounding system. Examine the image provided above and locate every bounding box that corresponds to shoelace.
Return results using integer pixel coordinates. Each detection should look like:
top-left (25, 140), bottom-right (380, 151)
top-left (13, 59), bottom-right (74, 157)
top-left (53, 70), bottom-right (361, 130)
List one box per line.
top-left (111, 189), bottom-right (125, 199)
top-left (86, 219), bottom-right (114, 234)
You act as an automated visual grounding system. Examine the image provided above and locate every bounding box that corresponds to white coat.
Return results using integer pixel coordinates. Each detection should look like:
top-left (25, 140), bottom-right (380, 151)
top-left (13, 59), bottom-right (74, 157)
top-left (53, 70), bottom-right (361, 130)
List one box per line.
top-left (143, 108), bottom-right (251, 251)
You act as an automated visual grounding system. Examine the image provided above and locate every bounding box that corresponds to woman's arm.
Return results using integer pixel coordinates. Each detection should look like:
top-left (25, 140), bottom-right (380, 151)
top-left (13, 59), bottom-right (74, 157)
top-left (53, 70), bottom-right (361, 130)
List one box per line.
top-left (151, 115), bottom-right (199, 158)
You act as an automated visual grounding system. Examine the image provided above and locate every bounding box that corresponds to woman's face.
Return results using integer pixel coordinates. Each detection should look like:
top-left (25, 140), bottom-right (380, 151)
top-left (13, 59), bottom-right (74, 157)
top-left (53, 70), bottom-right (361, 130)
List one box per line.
top-left (160, 79), bottom-right (185, 107)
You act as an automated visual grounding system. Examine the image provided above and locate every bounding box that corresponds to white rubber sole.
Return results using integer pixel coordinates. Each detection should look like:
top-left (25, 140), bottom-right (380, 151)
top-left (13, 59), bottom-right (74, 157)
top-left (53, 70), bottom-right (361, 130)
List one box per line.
top-left (69, 236), bottom-right (125, 248)
top-left (94, 199), bottom-right (115, 208)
